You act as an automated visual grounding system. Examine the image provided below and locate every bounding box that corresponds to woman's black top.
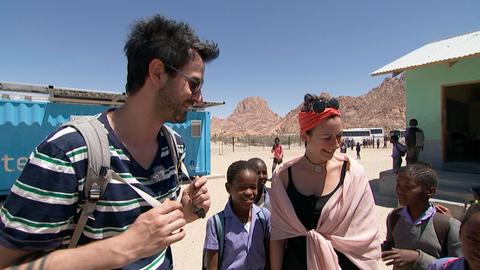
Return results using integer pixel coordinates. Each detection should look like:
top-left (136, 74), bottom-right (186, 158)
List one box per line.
top-left (282, 161), bottom-right (360, 270)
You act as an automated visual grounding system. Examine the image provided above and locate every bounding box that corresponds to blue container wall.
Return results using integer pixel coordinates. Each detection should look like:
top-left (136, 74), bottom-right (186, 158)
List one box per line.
top-left (0, 101), bottom-right (210, 195)
top-left (0, 101), bottom-right (108, 195)
top-left (167, 110), bottom-right (210, 177)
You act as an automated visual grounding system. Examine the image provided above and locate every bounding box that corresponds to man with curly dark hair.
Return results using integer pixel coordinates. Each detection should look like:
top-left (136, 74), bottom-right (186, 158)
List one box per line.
top-left (0, 15), bottom-right (219, 270)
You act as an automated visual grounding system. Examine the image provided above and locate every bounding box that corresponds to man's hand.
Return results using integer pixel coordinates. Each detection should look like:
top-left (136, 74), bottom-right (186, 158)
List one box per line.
top-left (181, 176), bottom-right (211, 223)
top-left (382, 248), bottom-right (419, 268)
top-left (118, 199), bottom-right (187, 261)
top-left (0, 200), bottom-right (187, 270)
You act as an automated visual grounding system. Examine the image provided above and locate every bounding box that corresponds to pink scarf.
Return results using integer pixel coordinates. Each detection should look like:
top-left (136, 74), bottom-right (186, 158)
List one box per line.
top-left (271, 154), bottom-right (381, 269)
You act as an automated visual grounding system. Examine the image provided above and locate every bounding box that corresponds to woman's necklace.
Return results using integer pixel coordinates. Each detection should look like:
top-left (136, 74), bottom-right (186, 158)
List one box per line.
top-left (304, 154), bottom-right (326, 173)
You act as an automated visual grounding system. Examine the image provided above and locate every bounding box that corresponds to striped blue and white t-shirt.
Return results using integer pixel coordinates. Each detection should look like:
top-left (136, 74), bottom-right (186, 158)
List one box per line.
top-left (0, 111), bottom-right (185, 270)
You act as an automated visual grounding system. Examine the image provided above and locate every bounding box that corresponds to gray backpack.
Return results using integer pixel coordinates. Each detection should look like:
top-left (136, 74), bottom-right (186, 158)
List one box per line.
top-left (62, 116), bottom-right (181, 248)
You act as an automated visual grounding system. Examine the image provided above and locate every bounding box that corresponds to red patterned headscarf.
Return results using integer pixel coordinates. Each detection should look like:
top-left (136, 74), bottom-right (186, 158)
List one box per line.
top-left (298, 108), bottom-right (341, 133)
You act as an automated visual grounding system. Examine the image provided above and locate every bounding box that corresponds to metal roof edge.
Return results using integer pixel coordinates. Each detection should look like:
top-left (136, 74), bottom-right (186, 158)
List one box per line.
top-left (371, 29), bottom-right (480, 76)
top-left (371, 52), bottom-right (480, 76)
top-left (425, 29), bottom-right (480, 45)
top-left (190, 101), bottom-right (225, 109)
top-left (0, 81), bottom-right (122, 94)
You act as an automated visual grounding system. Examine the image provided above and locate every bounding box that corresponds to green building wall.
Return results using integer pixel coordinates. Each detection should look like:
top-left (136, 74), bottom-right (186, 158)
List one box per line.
top-left (404, 57), bottom-right (480, 167)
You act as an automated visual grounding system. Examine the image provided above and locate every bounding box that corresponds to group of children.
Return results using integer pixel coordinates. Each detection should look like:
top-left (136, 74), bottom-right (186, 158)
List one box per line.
top-left (202, 158), bottom-right (479, 270)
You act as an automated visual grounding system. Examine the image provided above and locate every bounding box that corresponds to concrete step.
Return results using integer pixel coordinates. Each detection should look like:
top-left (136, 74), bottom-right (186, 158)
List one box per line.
top-left (372, 168), bottom-right (478, 219)
top-left (376, 168), bottom-right (477, 201)
top-left (370, 170), bottom-right (474, 219)
top-left (441, 162), bottom-right (480, 174)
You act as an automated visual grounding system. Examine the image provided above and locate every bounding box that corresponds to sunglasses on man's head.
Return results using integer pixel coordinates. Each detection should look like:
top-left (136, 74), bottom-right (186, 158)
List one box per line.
top-left (307, 98), bottom-right (340, 113)
top-left (166, 64), bottom-right (203, 95)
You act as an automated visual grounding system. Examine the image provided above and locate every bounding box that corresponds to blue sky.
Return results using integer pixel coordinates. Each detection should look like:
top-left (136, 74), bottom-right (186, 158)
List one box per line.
top-left (1, 1), bottom-right (478, 118)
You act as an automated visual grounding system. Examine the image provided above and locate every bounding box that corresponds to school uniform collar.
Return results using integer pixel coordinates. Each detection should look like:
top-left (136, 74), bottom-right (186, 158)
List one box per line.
top-left (399, 203), bottom-right (436, 225)
top-left (223, 198), bottom-right (260, 226)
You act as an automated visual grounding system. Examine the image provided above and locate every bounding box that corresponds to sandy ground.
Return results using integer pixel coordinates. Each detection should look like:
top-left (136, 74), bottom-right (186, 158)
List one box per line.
top-left (172, 144), bottom-right (394, 269)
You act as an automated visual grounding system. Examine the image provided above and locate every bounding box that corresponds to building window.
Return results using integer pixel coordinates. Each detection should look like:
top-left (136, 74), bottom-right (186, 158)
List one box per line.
top-left (191, 120), bottom-right (202, 137)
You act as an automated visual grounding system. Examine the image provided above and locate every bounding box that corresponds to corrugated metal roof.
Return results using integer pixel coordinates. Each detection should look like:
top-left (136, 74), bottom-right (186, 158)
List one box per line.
top-left (0, 101), bottom-right (46, 126)
top-left (0, 100), bottom-right (107, 126)
top-left (371, 30), bottom-right (480, 76)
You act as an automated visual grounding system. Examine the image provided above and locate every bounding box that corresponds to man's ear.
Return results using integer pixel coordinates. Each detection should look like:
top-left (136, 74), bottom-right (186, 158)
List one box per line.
top-left (147, 59), bottom-right (168, 87)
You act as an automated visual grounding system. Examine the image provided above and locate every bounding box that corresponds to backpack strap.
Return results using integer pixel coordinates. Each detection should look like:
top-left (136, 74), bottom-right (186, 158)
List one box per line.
top-left (162, 125), bottom-right (206, 218)
top-left (214, 211), bottom-right (225, 268)
top-left (62, 116), bottom-right (112, 248)
top-left (432, 212), bottom-right (450, 257)
top-left (161, 126), bottom-right (188, 191)
top-left (256, 207), bottom-right (267, 235)
top-left (161, 125), bottom-right (180, 174)
top-left (201, 211), bottom-right (224, 270)
top-left (387, 208), bottom-right (402, 246)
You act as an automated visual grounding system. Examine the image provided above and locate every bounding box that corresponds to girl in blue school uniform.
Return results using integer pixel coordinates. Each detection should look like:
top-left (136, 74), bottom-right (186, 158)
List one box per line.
top-left (203, 160), bottom-right (271, 270)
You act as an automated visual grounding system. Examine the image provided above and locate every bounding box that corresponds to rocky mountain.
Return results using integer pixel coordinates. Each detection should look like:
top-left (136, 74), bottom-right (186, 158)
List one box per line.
top-left (212, 77), bottom-right (405, 137)
top-left (212, 97), bottom-right (282, 137)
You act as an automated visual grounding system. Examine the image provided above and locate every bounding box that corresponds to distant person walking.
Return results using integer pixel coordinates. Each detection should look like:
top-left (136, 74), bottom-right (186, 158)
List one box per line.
top-left (271, 137), bottom-right (284, 174)
top-left (377, 138), bottom-right (380, 149)
top-left (391, 135), bottom-right (407, 170)
top-left (405, 118), bottom-right (424, 165)
top-left (356, 142), bottom-right (361, 159)
top-left (340, 141), bottom-right (347, 153)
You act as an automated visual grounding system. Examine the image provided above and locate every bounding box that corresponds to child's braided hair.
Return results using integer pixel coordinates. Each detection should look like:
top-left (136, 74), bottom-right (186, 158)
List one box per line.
top-left (397, 161), bottom-right (438, 189)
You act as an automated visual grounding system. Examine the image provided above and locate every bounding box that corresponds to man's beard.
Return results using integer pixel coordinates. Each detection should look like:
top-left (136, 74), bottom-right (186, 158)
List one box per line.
top-left (172, 108), bottom-right (188, 123)
top-left (154, 87), bottom-right (189, 123)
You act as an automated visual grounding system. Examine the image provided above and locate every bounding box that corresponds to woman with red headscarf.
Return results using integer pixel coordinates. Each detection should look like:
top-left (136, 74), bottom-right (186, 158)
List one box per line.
top-left (270, 94), bottom-right (381, 270)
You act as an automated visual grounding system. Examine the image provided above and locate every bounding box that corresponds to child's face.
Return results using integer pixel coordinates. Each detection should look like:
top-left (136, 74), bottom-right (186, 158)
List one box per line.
top-left (226, 170), bottom-right (258, 211)
top-left (395, 173), bottom-right (433, 206)
top-left (253, 161), bottom-right (268, 189)
top-left (461, 212), bottom-right (480, 269)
